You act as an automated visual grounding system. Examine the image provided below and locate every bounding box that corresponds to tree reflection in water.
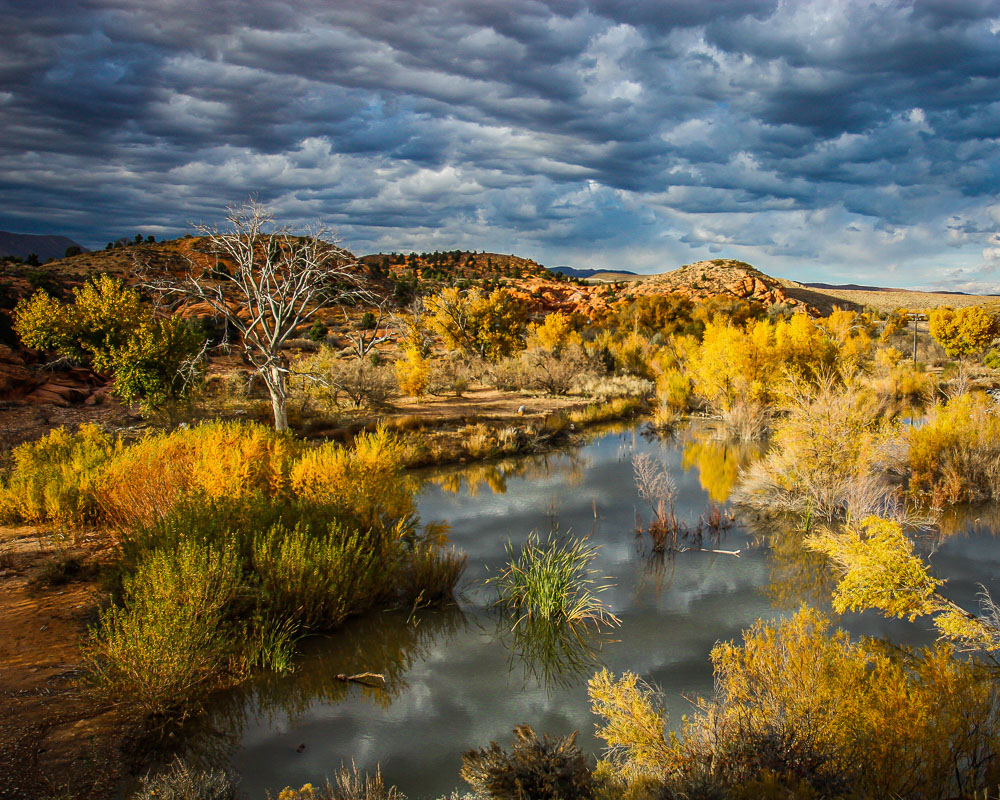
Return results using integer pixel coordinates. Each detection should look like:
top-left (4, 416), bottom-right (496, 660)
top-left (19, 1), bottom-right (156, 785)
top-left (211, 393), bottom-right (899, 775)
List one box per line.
top-left (421, 450), bottom-right (592, 497)
top-left (681, 430), bottom-right (763, 504)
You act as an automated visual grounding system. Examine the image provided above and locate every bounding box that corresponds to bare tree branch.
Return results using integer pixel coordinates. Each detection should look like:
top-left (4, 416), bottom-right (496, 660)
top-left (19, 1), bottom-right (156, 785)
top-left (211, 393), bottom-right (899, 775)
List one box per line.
top-left (135, 200), bottom-right (367, 430)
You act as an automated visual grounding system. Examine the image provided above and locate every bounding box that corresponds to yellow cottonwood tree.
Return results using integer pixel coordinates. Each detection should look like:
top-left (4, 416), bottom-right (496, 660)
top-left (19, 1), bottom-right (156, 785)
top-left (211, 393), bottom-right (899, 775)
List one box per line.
top-left (929, 306), bottom-right (1000, 360)
top-left (426, 287), bottom-right (526, 362)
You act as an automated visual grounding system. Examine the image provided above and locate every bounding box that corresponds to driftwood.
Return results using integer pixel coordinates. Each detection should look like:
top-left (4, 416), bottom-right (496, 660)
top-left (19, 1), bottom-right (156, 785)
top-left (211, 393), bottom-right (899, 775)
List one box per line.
top-left (334, 672), bottom-right (386, 688)
top-left (678, 547), bottom-right (741, 557)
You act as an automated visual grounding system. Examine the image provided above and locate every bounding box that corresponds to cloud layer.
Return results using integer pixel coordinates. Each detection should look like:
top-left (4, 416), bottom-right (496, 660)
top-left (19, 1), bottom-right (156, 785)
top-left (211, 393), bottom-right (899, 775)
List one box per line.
top-left (1, 0), bottom-right (998, 288)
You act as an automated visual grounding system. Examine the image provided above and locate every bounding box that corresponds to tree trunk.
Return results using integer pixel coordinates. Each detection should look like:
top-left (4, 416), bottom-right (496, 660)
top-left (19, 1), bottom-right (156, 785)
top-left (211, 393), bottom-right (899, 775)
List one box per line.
top-left (268, 365), bottom-right (288, 431)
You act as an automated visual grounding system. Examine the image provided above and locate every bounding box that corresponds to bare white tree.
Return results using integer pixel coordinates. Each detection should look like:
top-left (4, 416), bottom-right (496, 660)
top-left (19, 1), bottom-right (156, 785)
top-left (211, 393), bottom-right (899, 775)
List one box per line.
top-left (342, 297), bottom-right (394, 360)
top-left (140, 200), bottom-right (366, 430)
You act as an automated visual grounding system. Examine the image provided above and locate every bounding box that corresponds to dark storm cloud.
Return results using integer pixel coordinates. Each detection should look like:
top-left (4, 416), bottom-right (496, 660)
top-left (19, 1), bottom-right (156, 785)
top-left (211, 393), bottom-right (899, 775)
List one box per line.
top-left (0, 0), bottom-right (998, 286)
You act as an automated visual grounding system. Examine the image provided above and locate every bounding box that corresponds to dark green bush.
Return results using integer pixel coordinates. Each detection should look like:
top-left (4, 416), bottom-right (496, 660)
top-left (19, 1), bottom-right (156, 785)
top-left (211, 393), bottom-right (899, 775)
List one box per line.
top-left (460, 724), bottom-right (594, 800)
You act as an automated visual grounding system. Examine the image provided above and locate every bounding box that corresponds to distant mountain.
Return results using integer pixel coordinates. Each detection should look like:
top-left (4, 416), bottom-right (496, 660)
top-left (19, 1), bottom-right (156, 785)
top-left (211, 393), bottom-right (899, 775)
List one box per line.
top-left (803, 281), bottom-right (971, 296)
top-left (0, 231), bottom-right (88, 261)
top-left (550, 265), bottom-right (639, 280)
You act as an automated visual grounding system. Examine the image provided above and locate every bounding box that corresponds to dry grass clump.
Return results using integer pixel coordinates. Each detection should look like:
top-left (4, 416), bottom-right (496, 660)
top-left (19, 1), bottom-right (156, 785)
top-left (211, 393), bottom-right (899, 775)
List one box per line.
top-left (568, 396), bottom-right (647, 427)
top-left (426, 351), bottom-right (477, 397)
top-left (732, 376), bottom-right (901, 520)
top-left (131, 757), bottom-right (236, 800)
top-left (718, 399), bottom-right (770, 442)
top-left (650, 401), bottom-right (683, 432)
top-left (272, 764), bottom-right (403, 800)
top-left (573, 374), bottom-right (655, 402)
top-left (461, 725), bottom-right (594, 800)
top-left (633, 453), bottom-right (684, 553)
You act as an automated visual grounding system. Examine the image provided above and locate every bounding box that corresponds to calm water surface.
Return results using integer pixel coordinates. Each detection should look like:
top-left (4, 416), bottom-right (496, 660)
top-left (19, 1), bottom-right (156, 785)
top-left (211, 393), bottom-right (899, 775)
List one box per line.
top-left (209, 423), bottom-right (1000, 799)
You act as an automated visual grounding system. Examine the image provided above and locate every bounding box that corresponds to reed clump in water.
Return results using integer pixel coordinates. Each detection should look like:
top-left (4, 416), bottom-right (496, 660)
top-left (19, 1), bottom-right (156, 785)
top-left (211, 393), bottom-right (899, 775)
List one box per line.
top-left (491, 531), bottom-right (619, 629)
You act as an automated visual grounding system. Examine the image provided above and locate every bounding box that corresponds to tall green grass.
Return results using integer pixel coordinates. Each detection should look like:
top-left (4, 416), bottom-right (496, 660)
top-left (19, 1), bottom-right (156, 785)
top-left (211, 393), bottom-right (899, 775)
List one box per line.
top-left (491, 532), bottom-right (619, 629)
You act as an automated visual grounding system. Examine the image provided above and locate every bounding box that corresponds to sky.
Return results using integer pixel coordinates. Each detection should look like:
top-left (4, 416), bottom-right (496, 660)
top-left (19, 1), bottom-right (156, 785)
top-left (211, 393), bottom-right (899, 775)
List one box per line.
top-left (1, 0), bottom-right (999, 290)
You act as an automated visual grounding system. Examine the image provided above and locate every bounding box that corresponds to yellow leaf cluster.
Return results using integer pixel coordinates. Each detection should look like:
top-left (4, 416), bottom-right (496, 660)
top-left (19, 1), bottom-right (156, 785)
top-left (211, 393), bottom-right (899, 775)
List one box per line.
top-left (909, 391), bottom-right (1000, 506)
top-left (527, 311), bottom-right (582, 352)
top-left (290, 425), bottom-right (415, 531)
top-left (929, 306), bottom-right (1000, 359)
top-left (393, 346), bottom-right (429, 397)
top-left (806, 516), bottom-right (941, 620)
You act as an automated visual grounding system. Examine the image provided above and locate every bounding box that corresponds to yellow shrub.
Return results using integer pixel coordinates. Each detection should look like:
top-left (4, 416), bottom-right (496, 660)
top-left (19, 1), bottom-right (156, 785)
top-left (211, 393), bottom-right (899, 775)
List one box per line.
top-left (394, 346), bottom-right (429, 397)
top-left (590, 608), bottom-right (1000, 797)
top-left (588, 668), bottom-right (677, 778)
top-left (96, 421), bottom-right (300, 528)
top-left (909, 392), bottom-right (1000, 506)
top-left (0, 424), bottom-right (118, 524)
top-left (655, 368), bottom-right (690, 411)
top-left (290, 425), bottom-right (415, 531)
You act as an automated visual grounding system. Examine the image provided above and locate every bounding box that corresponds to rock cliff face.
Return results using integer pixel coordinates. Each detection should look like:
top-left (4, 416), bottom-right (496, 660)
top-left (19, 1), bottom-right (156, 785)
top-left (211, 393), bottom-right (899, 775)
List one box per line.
top-left (0, 344), bottom-right (110, 406)
top-left (633, 259), bottom-right (812, 311)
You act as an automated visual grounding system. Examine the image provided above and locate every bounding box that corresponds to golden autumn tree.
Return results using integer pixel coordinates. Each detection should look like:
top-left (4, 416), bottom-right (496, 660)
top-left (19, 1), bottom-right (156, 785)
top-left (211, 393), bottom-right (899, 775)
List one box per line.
top-left (928, 306), bottom-right (1000, 360)
top-left (526, 310), bottom-right (581, 352)
top-left (14, 274), bottom-right (204, 415)
top-left (425, 286), bottom-right (527, 361)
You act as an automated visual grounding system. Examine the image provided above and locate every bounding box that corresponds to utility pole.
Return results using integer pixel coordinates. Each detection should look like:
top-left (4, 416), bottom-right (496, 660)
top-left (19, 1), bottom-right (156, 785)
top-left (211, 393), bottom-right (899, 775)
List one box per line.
top-left (907, 312), bottom-right (925, 362)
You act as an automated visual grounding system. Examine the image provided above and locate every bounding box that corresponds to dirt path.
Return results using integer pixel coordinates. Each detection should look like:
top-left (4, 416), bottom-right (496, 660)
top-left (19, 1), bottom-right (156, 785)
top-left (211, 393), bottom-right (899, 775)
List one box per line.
top-left (0, 531), bottom-right (130, 800)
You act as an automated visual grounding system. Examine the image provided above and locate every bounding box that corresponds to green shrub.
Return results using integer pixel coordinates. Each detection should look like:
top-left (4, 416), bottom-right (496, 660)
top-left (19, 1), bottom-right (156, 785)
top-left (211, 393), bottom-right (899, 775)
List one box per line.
top-left (400, 541), bottom-right (467, 607)
top-left (252, 522), bottom-right (386, 628)
top-left (83, 538), bottom-right (245, 716)
top-left (90, 493), bottom-right (463, 718)
top-left (460, 724), bottom-right (594, 800)
top-left (308, 320), bottom-right (329, 342)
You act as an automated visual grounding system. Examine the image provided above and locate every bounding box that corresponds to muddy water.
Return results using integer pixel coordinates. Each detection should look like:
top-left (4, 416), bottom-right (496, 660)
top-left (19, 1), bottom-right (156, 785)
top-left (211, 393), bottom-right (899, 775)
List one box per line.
top-left (207, 423), bottom-right (1000, 800)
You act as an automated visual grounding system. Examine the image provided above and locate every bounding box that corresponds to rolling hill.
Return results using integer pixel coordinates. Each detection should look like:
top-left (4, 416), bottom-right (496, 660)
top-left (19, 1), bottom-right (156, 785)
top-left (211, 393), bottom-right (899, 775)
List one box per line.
top-left (0, 230), bottom-right (87, 261)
